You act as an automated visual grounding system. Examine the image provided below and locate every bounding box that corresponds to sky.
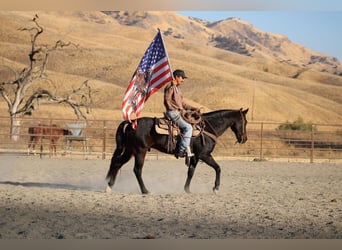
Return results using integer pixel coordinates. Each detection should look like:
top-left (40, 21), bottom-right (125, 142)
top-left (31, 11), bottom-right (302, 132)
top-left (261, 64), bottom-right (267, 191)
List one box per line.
top-left (177, 11), bottom-right (342, 62)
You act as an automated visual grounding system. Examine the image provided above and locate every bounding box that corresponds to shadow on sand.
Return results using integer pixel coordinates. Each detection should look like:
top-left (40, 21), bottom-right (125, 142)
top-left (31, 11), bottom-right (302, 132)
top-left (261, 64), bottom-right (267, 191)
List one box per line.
top-left (0, 181), bottom-right (102, 192)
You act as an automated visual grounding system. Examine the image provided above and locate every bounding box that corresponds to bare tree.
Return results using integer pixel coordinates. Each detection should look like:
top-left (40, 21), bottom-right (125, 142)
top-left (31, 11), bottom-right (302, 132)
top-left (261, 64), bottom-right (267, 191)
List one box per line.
top-left (0, 15), bottom-right (92, 141)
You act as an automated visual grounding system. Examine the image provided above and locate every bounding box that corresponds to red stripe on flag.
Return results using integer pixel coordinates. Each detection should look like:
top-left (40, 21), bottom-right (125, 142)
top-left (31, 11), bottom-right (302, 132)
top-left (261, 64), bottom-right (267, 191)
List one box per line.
top-left (152, 60), bottom-right (169, 74)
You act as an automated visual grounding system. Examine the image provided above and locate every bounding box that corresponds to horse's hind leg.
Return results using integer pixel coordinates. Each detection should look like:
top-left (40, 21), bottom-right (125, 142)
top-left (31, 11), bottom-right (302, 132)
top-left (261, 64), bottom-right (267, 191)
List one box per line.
top-left (105, 148), bottom-right (132, 193)
top-left (133, 150), bottom-right (149, 194)
top-left (32, 139), bottom-right (38, 155)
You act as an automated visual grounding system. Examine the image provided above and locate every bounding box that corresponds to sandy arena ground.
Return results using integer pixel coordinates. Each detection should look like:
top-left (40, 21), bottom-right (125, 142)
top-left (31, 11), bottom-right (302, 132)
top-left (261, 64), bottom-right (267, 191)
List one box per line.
top-left (0, 155), bottom-right (341, 239)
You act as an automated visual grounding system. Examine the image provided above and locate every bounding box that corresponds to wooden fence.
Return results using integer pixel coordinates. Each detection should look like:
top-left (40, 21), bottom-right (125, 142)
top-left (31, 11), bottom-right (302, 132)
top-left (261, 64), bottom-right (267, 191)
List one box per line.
top-left (0, 116), bottom-right (341, 163)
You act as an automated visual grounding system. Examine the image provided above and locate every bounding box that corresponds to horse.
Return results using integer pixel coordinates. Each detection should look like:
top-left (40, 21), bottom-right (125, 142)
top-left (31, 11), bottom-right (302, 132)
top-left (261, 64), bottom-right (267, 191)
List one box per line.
top-left (27, 124), bottom-right (71, 156)
top-left (106, 108), bottom-right (249, 194)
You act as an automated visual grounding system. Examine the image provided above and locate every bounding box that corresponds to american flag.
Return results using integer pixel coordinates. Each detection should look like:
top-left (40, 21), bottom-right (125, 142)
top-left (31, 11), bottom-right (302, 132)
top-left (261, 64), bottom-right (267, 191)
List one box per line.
top-left (122, 30), bottom-right (172, 129)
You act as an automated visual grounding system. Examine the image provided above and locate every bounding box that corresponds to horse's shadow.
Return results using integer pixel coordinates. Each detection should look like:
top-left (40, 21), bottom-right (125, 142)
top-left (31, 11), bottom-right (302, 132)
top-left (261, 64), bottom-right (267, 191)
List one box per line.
top-left (0, 181), bottom-right (99, 191)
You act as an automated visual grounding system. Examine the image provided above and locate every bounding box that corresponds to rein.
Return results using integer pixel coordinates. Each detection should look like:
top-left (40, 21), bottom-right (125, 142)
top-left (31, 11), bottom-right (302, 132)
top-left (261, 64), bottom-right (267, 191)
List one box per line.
top-left (202, 118), bottom-right (219, 142)
top-left (202, 130), bottom-right (218, 142)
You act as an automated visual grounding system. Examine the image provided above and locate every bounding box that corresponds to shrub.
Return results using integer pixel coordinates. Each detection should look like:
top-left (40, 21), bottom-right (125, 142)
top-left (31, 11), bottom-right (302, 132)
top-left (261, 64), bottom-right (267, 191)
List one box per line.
top-left (336, 129), bottom-right (342, 137)
top-left (277, 117), bottom-right (316, 131)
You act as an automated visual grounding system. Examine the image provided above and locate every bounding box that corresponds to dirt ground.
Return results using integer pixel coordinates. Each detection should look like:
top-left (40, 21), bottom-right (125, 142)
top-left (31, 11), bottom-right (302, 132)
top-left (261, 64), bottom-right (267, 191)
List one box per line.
top-left (0, 155), bottom-right (341, 239)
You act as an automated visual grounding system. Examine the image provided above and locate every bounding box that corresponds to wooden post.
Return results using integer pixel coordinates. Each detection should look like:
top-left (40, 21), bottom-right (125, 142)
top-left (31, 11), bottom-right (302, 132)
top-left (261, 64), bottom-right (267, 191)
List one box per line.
top-left (102, 120), bottom-right (107, 160)
top-left (49, 119), bottom-right (52, 158)
top-left (310, 124), bottom-right (314, 163)
top-left (260, 122), bottom-right (264, 160)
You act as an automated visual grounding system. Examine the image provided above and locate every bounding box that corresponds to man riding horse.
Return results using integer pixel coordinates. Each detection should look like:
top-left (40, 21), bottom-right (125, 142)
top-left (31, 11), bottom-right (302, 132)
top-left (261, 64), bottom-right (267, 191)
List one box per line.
top-left (164, 69), bottom-right (199, 158)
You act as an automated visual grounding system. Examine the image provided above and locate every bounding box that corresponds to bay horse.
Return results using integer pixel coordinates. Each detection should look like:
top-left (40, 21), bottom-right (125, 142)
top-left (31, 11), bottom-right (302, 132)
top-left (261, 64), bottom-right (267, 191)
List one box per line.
top-left (28, 124), bottom-right (71, 156)
top-left (106, 108), bottom-right (248, 194)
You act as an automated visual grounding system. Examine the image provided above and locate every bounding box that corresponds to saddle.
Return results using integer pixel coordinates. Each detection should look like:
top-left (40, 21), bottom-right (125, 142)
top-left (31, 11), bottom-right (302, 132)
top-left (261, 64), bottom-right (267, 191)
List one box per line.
top-left (155, 112), bottom-right (204, 154)
top-left (155, 117), bottom-right (179, 136)
top-left (154, 110), bottom-right (204, 137)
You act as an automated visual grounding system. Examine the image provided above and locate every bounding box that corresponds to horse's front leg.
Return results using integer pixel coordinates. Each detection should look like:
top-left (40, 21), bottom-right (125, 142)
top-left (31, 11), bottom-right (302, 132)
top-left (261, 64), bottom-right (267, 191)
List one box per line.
top-left (184, 157), bottom-right (199, 193)
top-left (53, 140), bottom-right (57, 156)
top-left (202, 154), bottom-right (221, 194)
top-left (133, 150), bottom-right (149, 194)
top-left (29, 139), bottom-right (37, 155)
top-left (32, 143), bottom-right (36, 155)
top-left (50, 139), bottom-right (56, 157)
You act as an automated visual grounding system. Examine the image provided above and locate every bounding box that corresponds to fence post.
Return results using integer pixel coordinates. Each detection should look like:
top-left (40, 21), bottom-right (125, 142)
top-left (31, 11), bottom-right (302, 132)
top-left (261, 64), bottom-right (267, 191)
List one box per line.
top-left (260, 122), bottom-right (264, 160)
top-left (102, 120), bottom-right (107, 160)
top-left (49, 119), bottom-right (53, 158)
top-left (310, 124), bottom-right (314, 163)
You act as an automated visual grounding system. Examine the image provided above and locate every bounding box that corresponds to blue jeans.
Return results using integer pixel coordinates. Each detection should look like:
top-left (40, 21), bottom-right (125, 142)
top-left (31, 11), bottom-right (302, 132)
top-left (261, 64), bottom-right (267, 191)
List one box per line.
top-left (166, 110), bottom-right (192, 152)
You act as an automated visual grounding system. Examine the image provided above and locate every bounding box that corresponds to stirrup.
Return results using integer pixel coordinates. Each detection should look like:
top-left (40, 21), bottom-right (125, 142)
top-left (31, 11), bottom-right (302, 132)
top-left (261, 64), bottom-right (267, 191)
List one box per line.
top-left (186, 147), bottom-right (194, 157)
top-left (187, 152), bottom-right (194, 157)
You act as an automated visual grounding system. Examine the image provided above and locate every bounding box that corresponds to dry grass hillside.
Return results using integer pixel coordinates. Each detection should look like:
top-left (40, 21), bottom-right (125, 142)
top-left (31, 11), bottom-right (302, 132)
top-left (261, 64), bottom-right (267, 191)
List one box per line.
top-left (0, 11), bottom-right (341, 125)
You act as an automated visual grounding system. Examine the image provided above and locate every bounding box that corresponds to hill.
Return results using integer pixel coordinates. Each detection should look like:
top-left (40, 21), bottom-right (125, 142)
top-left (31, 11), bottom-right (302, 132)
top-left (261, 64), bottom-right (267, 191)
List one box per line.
top-left (107, 11), bottom-right (341, 76)
top-left (0, 11), bottom-right (341, 125)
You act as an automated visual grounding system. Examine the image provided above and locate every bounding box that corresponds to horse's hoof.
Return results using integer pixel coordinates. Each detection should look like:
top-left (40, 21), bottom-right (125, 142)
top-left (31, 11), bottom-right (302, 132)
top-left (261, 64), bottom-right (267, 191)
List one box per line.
top-left (213, 188), bottom-right (219, 195)
top-left (105, 186), bottom-right (112, 193)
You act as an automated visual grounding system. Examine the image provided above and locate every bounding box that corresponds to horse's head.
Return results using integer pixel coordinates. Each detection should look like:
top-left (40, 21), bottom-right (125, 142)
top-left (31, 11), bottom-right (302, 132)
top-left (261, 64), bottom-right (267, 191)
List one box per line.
top-left (231, 108), bottom-right (248, 144)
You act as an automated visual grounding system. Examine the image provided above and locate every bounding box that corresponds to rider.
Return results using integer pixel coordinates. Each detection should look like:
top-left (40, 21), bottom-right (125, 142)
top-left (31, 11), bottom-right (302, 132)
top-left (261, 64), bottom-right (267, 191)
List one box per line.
top-left (164, 69), bottom-right (197, 158)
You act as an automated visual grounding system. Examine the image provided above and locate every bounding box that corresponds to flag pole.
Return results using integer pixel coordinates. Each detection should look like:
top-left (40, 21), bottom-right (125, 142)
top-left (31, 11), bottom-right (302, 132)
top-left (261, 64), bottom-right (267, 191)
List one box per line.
top-left (158, 28), bottom-right (174, 80)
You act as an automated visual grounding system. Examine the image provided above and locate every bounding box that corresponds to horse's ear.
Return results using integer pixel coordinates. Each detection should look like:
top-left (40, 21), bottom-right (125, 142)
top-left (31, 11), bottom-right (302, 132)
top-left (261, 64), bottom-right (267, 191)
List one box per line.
top-left (243, 108), bottom-right (249, 114)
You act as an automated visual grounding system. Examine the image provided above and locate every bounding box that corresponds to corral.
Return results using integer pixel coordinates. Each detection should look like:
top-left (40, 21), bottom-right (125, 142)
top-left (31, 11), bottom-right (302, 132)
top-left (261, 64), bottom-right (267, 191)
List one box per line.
top-left (0, 116), bottom-right (341, 239)
top-left (0, 116), bottom-right (341, 163)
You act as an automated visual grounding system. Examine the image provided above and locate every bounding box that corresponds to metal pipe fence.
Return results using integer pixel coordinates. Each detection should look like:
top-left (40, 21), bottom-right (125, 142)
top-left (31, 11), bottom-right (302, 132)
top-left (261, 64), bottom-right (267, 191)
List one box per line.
top-left (0, 116), bottom-right (341, 163)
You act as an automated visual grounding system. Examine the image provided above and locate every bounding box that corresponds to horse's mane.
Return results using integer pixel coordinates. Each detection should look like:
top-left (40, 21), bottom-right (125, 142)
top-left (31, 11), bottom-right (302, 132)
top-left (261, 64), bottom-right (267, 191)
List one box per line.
top-left (202, 109), bottom-right (239, 119)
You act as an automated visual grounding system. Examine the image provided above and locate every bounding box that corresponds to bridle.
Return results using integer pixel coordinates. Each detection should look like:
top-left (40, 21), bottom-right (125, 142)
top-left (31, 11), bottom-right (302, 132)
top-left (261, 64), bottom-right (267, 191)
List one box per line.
top-left (199, 109), bottom-right (247, 144)
top-left (236, 109), bottom-right (247, 143)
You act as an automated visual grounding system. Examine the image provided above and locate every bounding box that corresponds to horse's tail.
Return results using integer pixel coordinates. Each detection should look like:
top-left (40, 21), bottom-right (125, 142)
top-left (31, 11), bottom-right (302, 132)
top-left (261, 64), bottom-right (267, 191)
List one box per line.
top-left (106, 120), bottom-right (130, 181)
top-left (113, 120), bottom-right (130, 158)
